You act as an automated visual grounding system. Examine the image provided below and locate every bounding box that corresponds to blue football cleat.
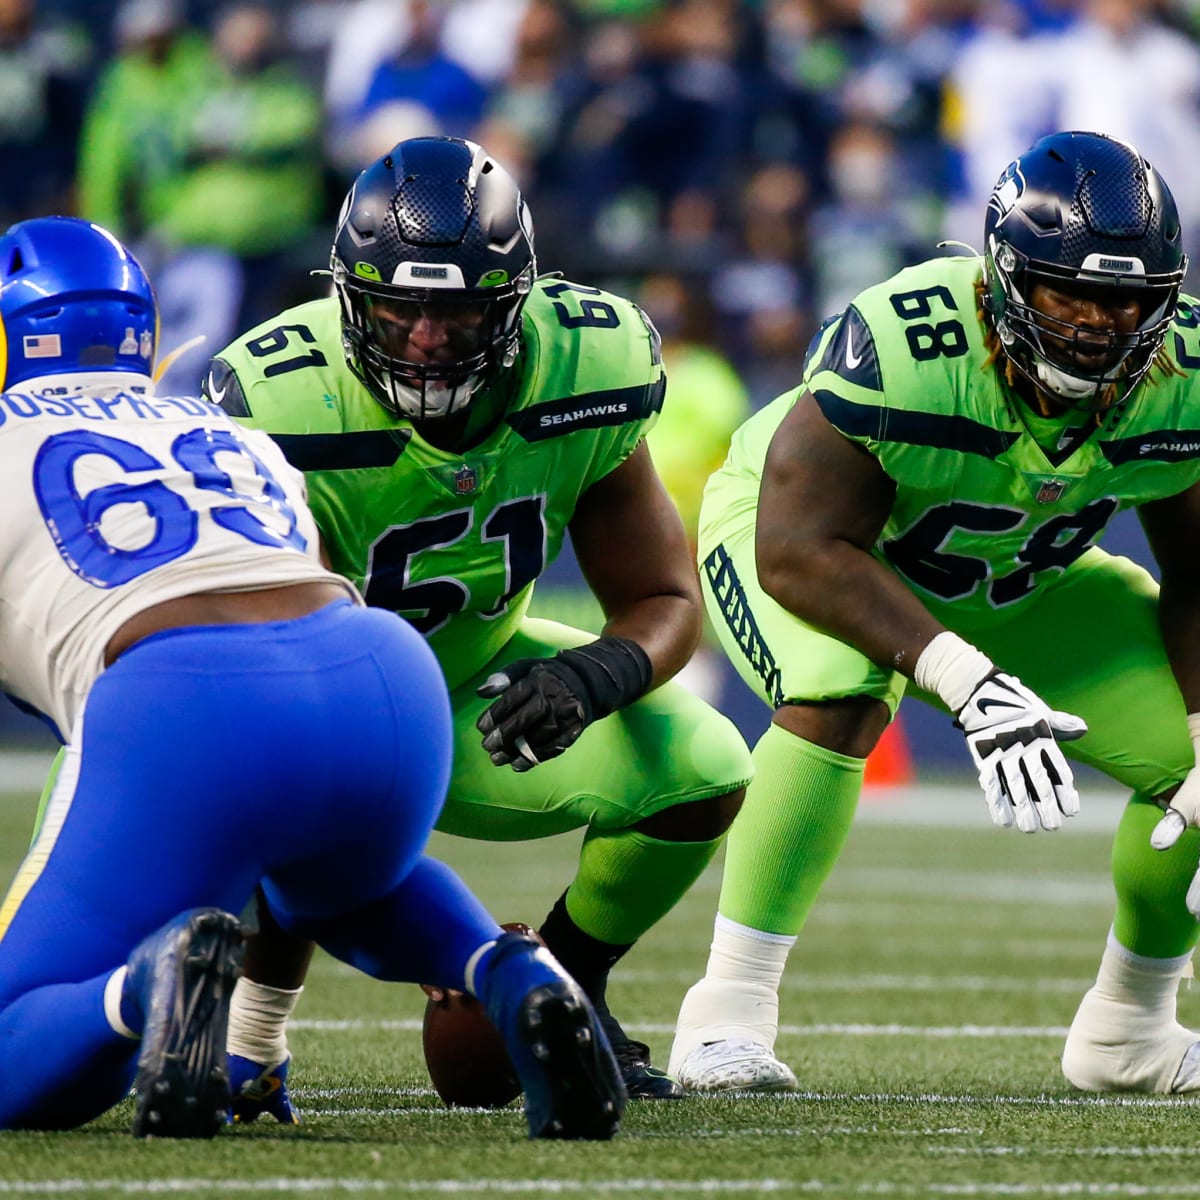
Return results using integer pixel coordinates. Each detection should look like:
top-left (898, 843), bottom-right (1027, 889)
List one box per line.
top-left (478, 929), bottom-right (626, 1140)
top-left (125, 908), bottom-right (244, 1139)
top-left (227, 1055), bottom-right (301, 1124)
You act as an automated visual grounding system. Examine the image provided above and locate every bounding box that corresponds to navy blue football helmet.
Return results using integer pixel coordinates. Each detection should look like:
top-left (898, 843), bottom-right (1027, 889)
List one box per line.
top-left (331, 137), bottom-right (536, 421)
top-left (0, 216), bottom-right (157, 391)
top-left (982, 131), bottom-right (1186, 408)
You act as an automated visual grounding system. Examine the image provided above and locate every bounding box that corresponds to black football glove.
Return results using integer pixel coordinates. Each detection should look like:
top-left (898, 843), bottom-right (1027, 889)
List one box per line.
top-left (476, 636), bottom-right (652, 771)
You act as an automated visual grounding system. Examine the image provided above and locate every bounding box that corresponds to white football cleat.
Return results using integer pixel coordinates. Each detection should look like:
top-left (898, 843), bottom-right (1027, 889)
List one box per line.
top-left (1062, 986), bottom-right (1200, 1093)
top-left (668, 920), bottom-right (800, 1094)
top-left (1062, 934), bottom-right (1200, 1093)
top-left (674, 1037), bottom-right (799, 1093)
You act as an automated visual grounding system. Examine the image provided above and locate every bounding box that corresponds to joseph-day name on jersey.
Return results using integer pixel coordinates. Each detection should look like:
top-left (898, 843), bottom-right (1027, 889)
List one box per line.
top-left (0, 380), bottom-right (340, 739)
top-left (704, 254), bottom-right (1200, 636)
top-left (206, 279), bottom-right (665, 689)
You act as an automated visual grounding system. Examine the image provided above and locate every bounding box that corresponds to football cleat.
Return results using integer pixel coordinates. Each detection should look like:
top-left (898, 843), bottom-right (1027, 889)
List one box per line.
top-left (126, 908), bottom-right (244, 1138)
top-left (597, 1011), bottom-right (684, 1100)
top-left (1062, 987), bottom-right (1200, 1093)
top-left (479, 930), bottom-right (627, 1139)
top-left (227, 1055), bottom-right (300, 1124)
top-left (673, 1038), bottom-right (799, 1093)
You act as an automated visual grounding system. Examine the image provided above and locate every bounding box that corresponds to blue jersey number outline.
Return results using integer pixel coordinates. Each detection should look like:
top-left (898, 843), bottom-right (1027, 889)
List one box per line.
top-left (34, 427), bottom-right (306, 588)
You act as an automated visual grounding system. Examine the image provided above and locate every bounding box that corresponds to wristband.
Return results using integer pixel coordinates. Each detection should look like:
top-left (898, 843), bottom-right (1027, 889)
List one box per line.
top-left (1188, 712), bottom-right (1200, 758)
top-left (913, 631), bottom-right (995, 715)
top-left (554, 636), bottom-right (653, 723)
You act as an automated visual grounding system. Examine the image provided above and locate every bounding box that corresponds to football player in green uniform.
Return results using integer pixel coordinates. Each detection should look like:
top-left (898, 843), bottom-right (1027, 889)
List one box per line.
top-left (668, 130), bottom-right (1200, 1095)
top-left (202, 136), bottom-right (753, 1112)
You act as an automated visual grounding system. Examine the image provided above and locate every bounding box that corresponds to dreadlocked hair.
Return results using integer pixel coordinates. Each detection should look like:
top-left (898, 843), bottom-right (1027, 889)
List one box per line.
top-left (975, 279), bottom-right (1020, 391)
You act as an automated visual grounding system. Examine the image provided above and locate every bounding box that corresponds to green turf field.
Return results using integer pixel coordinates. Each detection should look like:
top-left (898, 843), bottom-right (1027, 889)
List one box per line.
top-left (2, 756), bottom-right (1199, 1198)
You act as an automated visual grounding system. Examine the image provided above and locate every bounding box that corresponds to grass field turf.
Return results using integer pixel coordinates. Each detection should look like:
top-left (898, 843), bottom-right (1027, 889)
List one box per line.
top-left (2, 756), bottom-right (1200, 1198)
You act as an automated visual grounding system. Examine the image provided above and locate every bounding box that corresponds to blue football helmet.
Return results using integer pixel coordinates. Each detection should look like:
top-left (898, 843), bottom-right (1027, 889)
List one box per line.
top-left (982, 130), bottom-right (1187, 408)
top-left (0, 216), bottom-right (157, 391)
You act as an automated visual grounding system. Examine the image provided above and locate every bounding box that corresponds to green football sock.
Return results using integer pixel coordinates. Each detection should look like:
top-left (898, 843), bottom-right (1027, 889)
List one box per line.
top-left (565, 827), bottom-right (724, 946)
top-left (718, 722), bottom-right (863, 936)
top-left (1112, 794), bottom-right (1200, 959)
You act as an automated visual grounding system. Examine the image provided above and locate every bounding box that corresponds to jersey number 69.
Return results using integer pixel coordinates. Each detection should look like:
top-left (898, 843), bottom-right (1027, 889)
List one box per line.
top-left (33, 427), bottom-right (306, 588)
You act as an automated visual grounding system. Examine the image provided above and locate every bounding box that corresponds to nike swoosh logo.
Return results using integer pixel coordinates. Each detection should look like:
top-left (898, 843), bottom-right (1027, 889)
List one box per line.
top-left (844, 334), bottom-right (863, 370)
top-left (206, 370), bottom-right (226, 406)
top-left (976, 696), bottom-right (1022, 715)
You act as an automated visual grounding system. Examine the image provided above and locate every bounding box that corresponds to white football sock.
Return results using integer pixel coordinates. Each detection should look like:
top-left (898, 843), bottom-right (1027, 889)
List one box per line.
top-left (464, 938), bottom-right (497, 997)
top-left (669, 915), bottom-right (795, 1073)
top-left (103, 967), bottom-right (138, 1040)
top-left (226, 978), bottom-right (303, 1066)
top-left (1062, 929), bottom-right (1198, 1092)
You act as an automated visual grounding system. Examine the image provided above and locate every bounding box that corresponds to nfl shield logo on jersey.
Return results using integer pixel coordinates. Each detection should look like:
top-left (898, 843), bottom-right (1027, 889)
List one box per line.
top-left (1035, 478), bottom-right (1067, 504)
top-left (453, 465), bottom-right (478, 495)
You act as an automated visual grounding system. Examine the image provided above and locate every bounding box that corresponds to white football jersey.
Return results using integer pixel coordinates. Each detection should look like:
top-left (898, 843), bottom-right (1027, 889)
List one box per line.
top-left (0, 373), bottom-right (358, 737)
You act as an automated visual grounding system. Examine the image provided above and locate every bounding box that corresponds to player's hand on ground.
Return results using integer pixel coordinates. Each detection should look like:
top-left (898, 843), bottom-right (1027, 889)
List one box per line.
top-left (955, 669), bottom-right (1088, 832)
top-left (476, 657), bottom-right (588, 771)
top-left (1149, 767), bottom-right (1200, 916)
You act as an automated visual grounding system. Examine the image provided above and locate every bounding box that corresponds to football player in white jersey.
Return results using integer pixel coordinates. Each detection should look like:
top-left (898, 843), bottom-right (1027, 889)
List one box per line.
top-left (0, 217), bottom-right (625, 1140)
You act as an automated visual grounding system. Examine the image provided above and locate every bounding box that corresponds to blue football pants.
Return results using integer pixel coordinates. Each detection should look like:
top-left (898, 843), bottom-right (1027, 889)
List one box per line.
top-left (0, 599), bottom-right (499, 1129)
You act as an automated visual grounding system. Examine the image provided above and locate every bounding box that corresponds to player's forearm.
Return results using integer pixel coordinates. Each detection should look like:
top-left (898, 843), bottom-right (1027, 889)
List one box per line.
top-left (600, 591), bottom-right (702, 689)
top-left (759, 537), bottom-right (946, 678)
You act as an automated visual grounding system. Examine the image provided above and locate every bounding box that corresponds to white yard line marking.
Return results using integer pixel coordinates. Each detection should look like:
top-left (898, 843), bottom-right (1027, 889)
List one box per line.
top-left (6, 1181), bottom-right (1200, 1196)
top-left (826, 868), bottom-right (1115, 905)
top-left (934, 1146), bottom-right (1200, 1157)
top-left (653, 973), bottom-right (1089, 993)
top-left (779, 1023), bottom-right (1072, 1037)
top-left (787, 1090), bottom-right (1200, 1107)
top-left (305, 961), bottom-right (1093, 994)
top-left (289, 1018), bottom-right (1073, 1038)
top-left (291, 1084), bottom-right (1199, 1110)
top-left (0, 1184), bottom-right (794, 1196)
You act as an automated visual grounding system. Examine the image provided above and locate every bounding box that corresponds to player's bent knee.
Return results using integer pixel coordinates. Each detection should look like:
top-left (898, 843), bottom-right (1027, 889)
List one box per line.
top-left (773, 696), bottom-right (891, 759)
top-left (634, 788), bottom-right (745, 842)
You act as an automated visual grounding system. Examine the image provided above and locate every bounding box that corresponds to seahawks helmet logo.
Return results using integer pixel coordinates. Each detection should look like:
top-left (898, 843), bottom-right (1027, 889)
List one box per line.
top-left (988, 163), bottom-right (1026, 227)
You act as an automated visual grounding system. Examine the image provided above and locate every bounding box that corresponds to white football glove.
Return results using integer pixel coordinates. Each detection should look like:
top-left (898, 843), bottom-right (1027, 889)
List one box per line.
top-left (1149, 714), bottom-right (1200, 917)
top-left (956, 669), bottom-right (1088, 832)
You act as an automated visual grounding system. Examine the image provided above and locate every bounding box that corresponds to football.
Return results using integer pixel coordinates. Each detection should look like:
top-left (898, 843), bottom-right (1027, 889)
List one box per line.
top-left (421, 923), bottom-right (540, 1108)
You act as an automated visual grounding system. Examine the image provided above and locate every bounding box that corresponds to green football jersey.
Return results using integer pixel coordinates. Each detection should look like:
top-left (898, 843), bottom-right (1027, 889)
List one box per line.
top-left (207, 281), bottom-right (664, 688)
top-left (704, 255), bottom-right (1200, 628)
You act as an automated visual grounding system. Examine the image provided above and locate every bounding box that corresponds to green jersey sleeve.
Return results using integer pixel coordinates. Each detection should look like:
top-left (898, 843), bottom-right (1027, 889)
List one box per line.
top-left (708, 256), bottom-right (1200, 628)
top-left (206, 280), bottom-right (664, 688)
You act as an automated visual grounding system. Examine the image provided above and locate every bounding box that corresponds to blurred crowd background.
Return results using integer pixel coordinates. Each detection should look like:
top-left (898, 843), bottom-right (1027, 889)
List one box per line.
top-left (4, 0), bottom-right (1199, 770)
